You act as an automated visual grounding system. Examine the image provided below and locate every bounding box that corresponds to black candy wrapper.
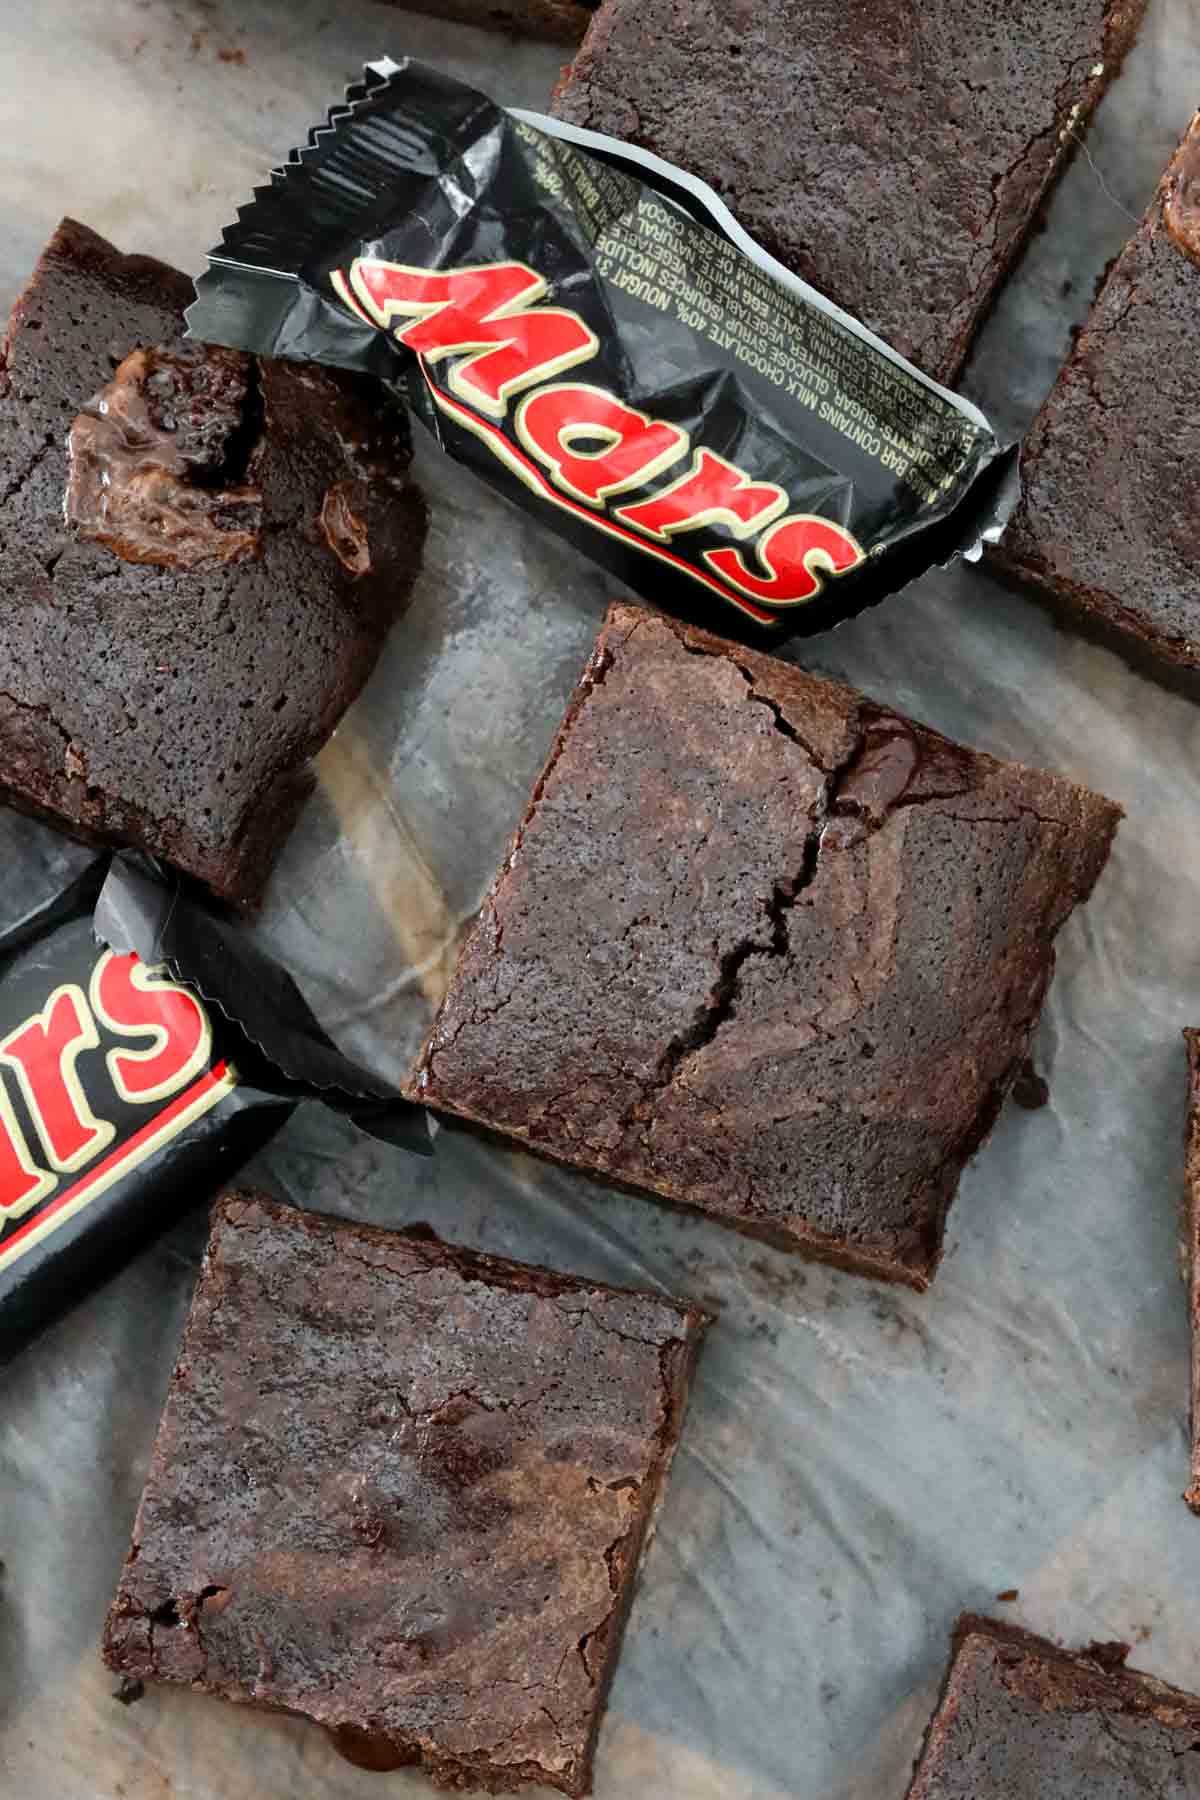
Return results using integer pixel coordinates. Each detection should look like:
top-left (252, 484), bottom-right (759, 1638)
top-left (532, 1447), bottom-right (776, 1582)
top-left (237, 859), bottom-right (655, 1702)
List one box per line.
top-left (0, 853), bottom-right (428, 1358)
top-left (187, 58), bottom-right (1017, 645)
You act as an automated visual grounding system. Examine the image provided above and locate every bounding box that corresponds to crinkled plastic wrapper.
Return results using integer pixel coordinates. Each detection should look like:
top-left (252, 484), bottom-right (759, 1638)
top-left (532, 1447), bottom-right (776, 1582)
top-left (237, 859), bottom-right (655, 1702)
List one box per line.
top-left (0, 853), bottom-right (427, 1357)
top-left (187, 58), bottom-right (1016, 644)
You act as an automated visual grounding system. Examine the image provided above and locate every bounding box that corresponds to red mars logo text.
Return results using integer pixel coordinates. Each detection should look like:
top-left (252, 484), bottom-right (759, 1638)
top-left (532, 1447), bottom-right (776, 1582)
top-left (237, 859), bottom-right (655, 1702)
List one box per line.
top-left (0, 952), bottom-right (234, 1269)
top-left (330, 257), bottom-right (865, 626)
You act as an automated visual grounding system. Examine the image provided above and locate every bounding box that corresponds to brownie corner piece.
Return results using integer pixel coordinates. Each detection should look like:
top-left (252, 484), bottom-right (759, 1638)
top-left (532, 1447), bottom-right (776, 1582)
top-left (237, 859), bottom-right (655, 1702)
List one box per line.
top-left (410, 600), bottom-right (1120, 1289)
top-left (552, 0), bottom-right (1145, 383)
top-left (102, 1190), bottom-right (707, 1796)
top-left (907, 1613), bottom-right (1200, 1797)
top-left (0, 217), bottom-right (426, 906)
top-left (991, 114), bottom-right (1200, 686)
top-left (1184, 1028), bottom-right (1200, 1515)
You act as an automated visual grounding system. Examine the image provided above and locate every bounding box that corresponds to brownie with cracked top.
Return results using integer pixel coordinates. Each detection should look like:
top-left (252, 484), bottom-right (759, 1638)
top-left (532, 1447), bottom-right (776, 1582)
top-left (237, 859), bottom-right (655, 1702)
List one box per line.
top-left (102, 1192), bottom-right (707, 1797)
top-left (1183, 1029), bottom-right (1200, 1514)
top-left (409, 602), bottom-right (1121, 1289)
top-left (907, 1614), bottom-right (1200, 1796)
top-left (0, 218), bottom-right (425, 905)
top-left (386, 0), bottom-right (594, 40)
top-left (552, 0), bottom-right (1145, 384)
top-left (993, 116), bottom-right (1200, 685)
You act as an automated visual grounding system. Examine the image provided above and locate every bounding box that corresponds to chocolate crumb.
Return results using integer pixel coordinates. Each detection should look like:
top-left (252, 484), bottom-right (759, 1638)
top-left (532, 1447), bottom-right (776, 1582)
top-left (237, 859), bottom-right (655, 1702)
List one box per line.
top-left (996, 1588), bottom-right (1019, 1603)
top-left (1011, 1059), bottom-right (1050, 1109)
top-left (113, 1675), bottom-right (144, 1706)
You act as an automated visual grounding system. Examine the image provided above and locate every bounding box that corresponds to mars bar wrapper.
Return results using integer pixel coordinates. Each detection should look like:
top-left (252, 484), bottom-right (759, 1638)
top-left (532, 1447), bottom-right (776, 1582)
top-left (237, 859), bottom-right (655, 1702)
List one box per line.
top-left (186, 57), bottom-right (1016, 646)
top-left (0, 852), bottom-right (428, 1359)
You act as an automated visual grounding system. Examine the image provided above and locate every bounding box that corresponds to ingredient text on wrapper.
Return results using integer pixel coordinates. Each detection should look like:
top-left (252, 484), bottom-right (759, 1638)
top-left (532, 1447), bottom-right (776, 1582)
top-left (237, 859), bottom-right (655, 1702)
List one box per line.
top-left (522, 126), bottom-right (967, 507)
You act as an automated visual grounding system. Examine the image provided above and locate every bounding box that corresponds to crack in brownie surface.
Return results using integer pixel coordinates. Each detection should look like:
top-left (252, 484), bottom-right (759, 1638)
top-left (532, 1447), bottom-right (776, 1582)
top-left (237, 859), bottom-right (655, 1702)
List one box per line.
top-left (102, 1193), bottom-right (708, 1797)
top-left (410, 602), bottom-right (1120, 1288)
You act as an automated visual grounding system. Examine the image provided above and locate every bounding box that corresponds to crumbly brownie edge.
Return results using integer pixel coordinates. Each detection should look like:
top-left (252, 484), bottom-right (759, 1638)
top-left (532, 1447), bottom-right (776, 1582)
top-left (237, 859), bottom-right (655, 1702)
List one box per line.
top-left (203, 1191), bottom-right (710, 1343)
top-left (102, 1191), bottom-right (710, 1797)
top-left (405, 604), bottom-right (657, 1118)
top-left (950, 1613), bottom-right (1200, 1721)
top-left (0, 761), bottom-right (316, 911)
top-left (904, 1614), bottom-right (973, 1800)
top-left (907, 1612), bottom-right (1200, 1797)
top-left (991, 456), bottom-right (1200, 680)
top-left (419, 1107), bottom-right (942, 1289)
top-left (1185, 1031), bottom-right (1200, 1515)
top-left (990, 487), bottom-right (1180, 663)
top-left (986, 551), bottom-right (1200, 703)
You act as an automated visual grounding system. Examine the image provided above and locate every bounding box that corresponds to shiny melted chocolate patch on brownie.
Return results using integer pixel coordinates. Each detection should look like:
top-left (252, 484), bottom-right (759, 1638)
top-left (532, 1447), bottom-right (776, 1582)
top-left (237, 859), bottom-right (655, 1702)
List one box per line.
top-left (1164, 115), bottom-right (1200, 270)
top-left (820, 715), bottom-right (972, 850)
top-left (65, 342), bottom-right (263, 568)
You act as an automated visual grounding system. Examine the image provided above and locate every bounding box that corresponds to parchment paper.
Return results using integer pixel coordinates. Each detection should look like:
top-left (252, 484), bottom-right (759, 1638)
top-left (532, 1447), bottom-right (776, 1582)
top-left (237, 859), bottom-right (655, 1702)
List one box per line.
top-left (1, 4), bottom-right (1199, 1797)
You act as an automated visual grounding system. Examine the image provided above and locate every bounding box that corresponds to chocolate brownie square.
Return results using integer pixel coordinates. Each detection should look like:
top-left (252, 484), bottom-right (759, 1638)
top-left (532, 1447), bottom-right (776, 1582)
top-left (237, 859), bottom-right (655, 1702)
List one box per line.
top-left (993, 117), bottom-right (1200, 686)
top-left (102, 1192), bottom-right (707, 1796)
top-left (552, 0), bottom-right (1145, 383)
top-left (1184, 1028), bottom-right (1200, 1514)
top-left (0, 219), bottom-right (426, 905)
top-left (907, 1614), bottom-right (1200, 1796)
top-left (409, 602), bottom-right (1121, 1289)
